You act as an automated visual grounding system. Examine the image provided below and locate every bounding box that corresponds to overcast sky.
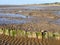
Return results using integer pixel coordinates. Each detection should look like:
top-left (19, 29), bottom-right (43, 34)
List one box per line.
top-left (0, 0), bottom-right (60, 5)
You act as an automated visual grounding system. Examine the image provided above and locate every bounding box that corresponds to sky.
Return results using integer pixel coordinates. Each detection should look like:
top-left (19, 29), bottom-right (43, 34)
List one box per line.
top-left (0, 0), bottom-right (60, 5)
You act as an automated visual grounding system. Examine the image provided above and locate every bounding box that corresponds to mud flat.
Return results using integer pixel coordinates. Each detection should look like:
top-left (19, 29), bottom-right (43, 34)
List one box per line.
top-left (0, 5), bottom-right (60, 32)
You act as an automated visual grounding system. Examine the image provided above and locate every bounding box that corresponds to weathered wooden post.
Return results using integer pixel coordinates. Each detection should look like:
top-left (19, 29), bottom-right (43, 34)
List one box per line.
top-left (41, 30), bottom-right (48, 45)
top-left (2, 28), bottom-right (5, 35)
top-left (25, 30), bottom-right (27, 38)
top-left (8, 29), bottom-right (11, 36)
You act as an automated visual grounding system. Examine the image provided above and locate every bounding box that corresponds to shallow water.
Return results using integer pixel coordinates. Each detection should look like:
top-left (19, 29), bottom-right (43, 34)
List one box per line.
top-left (0, 17), bottom-right (32, 24)
top-left (52, 11), bottom-right (60, 16)
top-left (0, 13), bottom-right (32, 18)
top-left (54, 19), bottom-right (60, 25)
top-left (51, 11), bottom-right (60, 25)
top-left (0, 18), bottom-right (26, 24)
top-left (0, 13), bottom-right (33, 24)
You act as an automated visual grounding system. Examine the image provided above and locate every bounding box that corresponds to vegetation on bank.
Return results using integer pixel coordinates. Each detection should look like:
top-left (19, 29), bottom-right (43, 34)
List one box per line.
top-left (0, 28), bottom-right (60, 40)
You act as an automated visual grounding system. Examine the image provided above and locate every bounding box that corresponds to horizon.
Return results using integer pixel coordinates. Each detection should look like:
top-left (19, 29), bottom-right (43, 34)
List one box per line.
top-left (0, 0), bottom-right (60, 5)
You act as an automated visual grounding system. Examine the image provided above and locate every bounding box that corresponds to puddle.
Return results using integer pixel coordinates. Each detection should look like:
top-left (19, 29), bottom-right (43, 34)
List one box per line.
top-left (0, 18), bottom-right (31, 24)
top-left (52, 19), bottom-right (60, 25)
top-left (0, 13), bottom-right (32, 18)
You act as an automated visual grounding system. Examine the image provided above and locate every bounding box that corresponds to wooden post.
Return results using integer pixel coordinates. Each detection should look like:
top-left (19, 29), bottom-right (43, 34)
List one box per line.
top-left (41, 30), bottom-right (48, 45)
top-left (8, 29), bottom-right (10, 36)
top-left (2, 28), bottom-right (5, 35)
top-left (25, 31), bottom-right (27, 38)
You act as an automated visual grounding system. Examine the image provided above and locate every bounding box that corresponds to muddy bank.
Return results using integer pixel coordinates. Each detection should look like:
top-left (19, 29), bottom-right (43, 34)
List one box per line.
top-left (0, 21), bottom-right (60, 32)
